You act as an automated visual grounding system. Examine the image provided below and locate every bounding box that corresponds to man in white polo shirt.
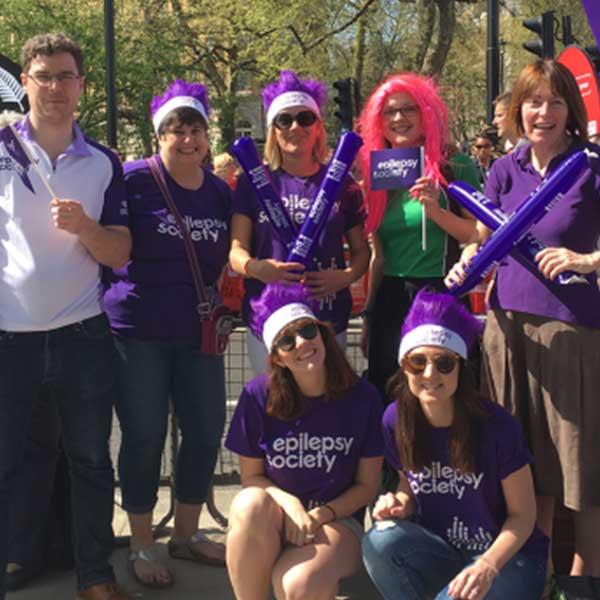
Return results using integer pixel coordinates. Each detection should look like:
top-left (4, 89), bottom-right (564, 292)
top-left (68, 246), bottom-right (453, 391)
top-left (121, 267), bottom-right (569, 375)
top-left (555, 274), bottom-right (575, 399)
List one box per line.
top-left (0, 33), bottom-right (132, 600)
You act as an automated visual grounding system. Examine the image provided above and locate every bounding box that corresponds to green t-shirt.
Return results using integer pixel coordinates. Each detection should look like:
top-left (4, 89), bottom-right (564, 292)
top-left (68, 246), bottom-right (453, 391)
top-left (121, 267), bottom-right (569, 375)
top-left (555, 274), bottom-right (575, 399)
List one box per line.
top-left (377, 152), bottom-right (480, 278)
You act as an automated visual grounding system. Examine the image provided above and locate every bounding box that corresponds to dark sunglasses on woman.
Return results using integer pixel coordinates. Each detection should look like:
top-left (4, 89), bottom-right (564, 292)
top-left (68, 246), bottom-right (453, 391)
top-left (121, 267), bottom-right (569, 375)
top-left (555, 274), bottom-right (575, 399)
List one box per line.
top-left (275, 322), bottom-right (319, 352)
top-left (273, 110), bottom-right (318, 130)
top-left (403, 352), bottom-right (459, 375)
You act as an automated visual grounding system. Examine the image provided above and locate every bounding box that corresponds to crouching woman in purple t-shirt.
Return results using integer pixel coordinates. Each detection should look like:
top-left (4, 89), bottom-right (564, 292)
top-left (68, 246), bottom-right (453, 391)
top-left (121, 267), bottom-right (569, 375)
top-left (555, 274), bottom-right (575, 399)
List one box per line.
top-left (225, 283), bottom-right (383, 599)
top-left (362, 290), bottom-right (548, 600)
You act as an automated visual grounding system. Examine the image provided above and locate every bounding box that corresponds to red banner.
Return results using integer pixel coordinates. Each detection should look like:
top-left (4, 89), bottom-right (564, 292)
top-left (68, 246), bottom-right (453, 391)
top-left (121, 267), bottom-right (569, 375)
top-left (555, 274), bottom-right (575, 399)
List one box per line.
top-left (557, 46), bottom-right (600, 137)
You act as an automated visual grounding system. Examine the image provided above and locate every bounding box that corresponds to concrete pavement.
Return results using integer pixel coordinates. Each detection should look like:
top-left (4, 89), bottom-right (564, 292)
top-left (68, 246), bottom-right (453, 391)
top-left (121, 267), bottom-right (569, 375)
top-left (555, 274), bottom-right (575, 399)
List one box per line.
top-left (7, 484), bottom-right (382, 600)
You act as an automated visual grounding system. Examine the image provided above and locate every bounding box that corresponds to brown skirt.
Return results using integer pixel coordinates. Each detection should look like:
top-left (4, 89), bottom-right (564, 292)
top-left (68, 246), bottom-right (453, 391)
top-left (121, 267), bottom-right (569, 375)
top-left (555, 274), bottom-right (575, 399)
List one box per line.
top-left (483, 309), bottom-right (600, 510)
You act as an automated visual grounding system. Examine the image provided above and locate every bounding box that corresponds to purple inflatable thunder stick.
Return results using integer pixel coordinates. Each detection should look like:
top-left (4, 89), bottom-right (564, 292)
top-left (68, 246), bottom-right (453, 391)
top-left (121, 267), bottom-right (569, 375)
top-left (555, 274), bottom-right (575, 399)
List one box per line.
top-left (231, 137), bottom-right (297, 249)
top-left (286, 131), bottom-right (363, 267)
top-left (446, 150), bottom-right (588, 297)
top-left (448, 181), bottom-right (587, 287)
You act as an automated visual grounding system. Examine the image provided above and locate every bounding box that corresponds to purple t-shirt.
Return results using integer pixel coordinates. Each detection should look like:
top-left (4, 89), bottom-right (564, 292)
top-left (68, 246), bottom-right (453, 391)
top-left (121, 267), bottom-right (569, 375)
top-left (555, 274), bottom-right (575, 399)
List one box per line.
top-left (382, 400), bottom-right (549, 564)
top-left (226, 375), bottom-right (383, 517)
top-left (233, 166), bottom-right (365, 333)
top-left (103, 156), bottom-right (232, 341)
top-left (485, 142), bottom-right (600, 328)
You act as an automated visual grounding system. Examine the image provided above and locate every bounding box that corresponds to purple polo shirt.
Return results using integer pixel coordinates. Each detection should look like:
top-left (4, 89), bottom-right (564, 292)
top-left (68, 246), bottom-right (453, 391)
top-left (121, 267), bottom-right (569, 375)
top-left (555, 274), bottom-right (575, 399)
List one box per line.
top-left (233, 166), bottom-right (365, 333)
top-left (382, 400), bottom-right (549, 564)
top-left (485, 142), bottom-right (600, 328)
top-left (103, 156), bottom-right (232, 341)
top-left (226, 375), bottom-right (383, 519)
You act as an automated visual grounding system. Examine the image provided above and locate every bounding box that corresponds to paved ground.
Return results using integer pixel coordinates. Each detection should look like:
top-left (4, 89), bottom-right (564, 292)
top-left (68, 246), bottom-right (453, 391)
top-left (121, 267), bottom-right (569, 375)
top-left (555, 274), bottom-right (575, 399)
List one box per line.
top-left (7, 484), bottom-right (382, 600)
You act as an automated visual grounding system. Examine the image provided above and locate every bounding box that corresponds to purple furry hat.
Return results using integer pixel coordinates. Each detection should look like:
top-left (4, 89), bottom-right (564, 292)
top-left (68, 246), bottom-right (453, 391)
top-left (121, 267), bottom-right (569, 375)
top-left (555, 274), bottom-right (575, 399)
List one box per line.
top-left (398, 289), bottom-right (483, 363)
top-left (251, 283), bottom-right (319, 350)
top-left (150, 79), bottom-right (211, 133)
top-left (262, 70), bottom-right (327, 127)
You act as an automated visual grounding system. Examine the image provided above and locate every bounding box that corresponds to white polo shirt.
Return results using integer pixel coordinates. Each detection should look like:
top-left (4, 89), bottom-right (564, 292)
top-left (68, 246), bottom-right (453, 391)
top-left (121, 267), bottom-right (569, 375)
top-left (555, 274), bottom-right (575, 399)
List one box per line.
top-left (0, 117), bottom-right (128, 331)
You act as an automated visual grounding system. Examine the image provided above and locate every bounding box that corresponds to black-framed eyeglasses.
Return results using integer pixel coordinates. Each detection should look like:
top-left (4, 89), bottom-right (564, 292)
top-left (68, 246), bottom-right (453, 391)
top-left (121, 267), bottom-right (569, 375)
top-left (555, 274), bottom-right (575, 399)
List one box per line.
top-left (27, 71), bottom-right (80, 87)
top-left (403, 352), bottom-right (459, 375)
top-left (275, 322), bottom-right (319, 352)
top-left (273, 111), bottom-right (318, 130)
top-left (382, 105), bottom-right (420, 120)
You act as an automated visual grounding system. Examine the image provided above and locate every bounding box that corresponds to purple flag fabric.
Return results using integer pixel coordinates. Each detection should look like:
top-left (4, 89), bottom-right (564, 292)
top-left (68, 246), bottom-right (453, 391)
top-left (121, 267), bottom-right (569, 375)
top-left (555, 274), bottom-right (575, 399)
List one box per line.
top-left (581, 0), bottom-right (600, 49)
top-left (370, 147), bottom-right (423, 190)
top-left (0, 125), bottom-right (34, 193)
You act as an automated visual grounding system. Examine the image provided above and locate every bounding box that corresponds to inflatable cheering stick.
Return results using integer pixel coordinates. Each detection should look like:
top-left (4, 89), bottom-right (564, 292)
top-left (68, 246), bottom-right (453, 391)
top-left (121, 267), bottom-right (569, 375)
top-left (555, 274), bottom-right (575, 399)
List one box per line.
top-left (286, 132), bottom-right (363, 267)
top-left (447, 150), bottom-right (588, 297)
top-left (231, 137), bottom-right (297, 249)
top-left (448, 181), bottom-right (587, 286)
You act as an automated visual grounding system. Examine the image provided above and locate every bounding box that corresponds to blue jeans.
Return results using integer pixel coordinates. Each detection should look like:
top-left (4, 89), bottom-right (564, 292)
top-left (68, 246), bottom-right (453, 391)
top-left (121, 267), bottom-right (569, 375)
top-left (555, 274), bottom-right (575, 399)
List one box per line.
top-left (362, 520), bottom-right (546, 600)
top-left (0, 314), bottom-right (117, 598)
top-left (114, 336), bottom-right (226, 513)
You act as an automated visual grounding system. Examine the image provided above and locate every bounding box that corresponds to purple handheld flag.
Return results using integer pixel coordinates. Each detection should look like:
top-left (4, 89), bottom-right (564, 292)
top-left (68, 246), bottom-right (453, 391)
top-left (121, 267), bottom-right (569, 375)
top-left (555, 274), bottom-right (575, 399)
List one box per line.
top-left (447, 150), bottom-right (588, 297)
top-left (231, 137), bottom-right (297, 249)
top-left (448, 181), bottom-right (587, 286)
top-left (286, 132), bottom-right (363, 267)
top-left (0, 125), bottom-right (35, 193)
top-left (370, 147), bottom-right (423, 190)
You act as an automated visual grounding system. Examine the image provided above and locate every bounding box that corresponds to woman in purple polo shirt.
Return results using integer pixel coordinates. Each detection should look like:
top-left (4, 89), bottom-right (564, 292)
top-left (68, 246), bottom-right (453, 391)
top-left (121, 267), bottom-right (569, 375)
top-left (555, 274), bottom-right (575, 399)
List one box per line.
top-left (229, 70), bottom-right (370, 375)
top-left (447, 60), bottom-right (600, 579)
top-left (225, 283), bottom-right (383, 599)
top-left (103, 81), bottom-right (231, 587)
top-left (363, 290), bottom-right (548, 600)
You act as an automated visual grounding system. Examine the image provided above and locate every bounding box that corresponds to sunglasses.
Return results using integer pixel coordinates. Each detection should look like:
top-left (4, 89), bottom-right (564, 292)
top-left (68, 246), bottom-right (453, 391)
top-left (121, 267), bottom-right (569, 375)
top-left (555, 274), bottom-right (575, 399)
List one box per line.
top-left (403, 352), bottom-right (459, 375)
top-left (275, 322), bottom-right (319, 352)
top-left (273, 110), bottom-right (318, 130)
top-left (475, 144), bottom-right (492, 149)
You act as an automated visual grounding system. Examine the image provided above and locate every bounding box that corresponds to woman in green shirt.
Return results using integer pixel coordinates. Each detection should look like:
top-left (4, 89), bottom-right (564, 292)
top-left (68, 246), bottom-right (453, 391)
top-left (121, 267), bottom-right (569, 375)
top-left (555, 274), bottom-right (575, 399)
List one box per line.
top-left (357, 72), bottom-right (479, 397)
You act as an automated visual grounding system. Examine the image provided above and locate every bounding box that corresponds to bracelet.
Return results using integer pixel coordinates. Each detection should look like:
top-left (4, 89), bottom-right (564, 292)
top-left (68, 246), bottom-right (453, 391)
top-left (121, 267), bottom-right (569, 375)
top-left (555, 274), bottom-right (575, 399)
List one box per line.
top-left (243, 257), bottom-right (254, 277)
top-left (477, 556), bottom-right (499, 577)
top-left (323, 503), bottom-right (337, 523)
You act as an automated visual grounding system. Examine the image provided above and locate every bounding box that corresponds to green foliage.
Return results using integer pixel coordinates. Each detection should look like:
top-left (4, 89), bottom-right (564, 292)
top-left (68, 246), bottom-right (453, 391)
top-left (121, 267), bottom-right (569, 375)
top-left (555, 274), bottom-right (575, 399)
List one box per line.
top-left (1, 0), bottom-right (596, 154)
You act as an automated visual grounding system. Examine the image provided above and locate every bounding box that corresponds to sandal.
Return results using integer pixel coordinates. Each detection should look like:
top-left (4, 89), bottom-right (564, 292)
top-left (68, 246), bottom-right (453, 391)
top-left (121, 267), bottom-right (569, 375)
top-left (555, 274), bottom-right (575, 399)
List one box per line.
top-left (128, 545), bottom-right (175, 589)
top-left (168, 531), bottom-right (226, 567)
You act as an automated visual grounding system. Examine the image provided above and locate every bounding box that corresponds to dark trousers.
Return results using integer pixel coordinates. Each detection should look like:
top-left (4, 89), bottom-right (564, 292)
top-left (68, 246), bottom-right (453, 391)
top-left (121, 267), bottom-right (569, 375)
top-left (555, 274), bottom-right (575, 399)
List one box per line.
top-left (367, 276), bottom-right (446, 400)
top-left (0, 314), bottom-right (117, 598)
top-left (7, 388), bottom-right (73, 574)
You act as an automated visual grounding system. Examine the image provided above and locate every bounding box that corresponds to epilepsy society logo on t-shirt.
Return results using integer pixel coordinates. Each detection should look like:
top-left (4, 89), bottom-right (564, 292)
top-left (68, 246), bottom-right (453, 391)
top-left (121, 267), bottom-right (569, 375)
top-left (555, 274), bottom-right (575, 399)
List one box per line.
top-left (157, 212), bottom-right (228, 242)
top-left (408, 461), bottom-right (484, 500)
top-left (267, 433), bottom-right (355, 473)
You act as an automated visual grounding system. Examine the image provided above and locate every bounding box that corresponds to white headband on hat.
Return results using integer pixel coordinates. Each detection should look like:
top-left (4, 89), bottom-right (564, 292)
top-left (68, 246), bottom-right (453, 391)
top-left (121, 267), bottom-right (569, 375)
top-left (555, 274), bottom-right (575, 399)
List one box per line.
top-left (152, 96), bottom-right (208, 133)
top-left (263, 303), bottom-right (317, 350)
top-left (266, 91), bottom-right (321, 127)
top-left (398, 324), bottom-right (467, 364)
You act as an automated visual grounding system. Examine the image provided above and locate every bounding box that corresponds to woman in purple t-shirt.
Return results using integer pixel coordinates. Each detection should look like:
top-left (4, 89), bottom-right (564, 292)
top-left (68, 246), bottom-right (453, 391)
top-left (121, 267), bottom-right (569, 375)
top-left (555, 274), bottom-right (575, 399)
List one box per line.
top-left (447, 60), bottom-right (600, 580)
top-left (103, 81), bottom-right (232, 588)
top-left (229, 70), bottom-right (370, 375)
top-left (363, 290), bottom-right (548, 600)
top-left (225, 283), bottom-right (383, 599)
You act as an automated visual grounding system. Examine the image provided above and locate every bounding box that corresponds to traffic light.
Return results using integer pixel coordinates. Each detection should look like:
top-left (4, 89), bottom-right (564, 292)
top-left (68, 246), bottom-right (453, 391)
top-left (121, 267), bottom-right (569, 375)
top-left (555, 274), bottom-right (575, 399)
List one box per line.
top-left (522, 11), bottom-right (555, 58)
top-left (333, 78), bottom-right (354, 132)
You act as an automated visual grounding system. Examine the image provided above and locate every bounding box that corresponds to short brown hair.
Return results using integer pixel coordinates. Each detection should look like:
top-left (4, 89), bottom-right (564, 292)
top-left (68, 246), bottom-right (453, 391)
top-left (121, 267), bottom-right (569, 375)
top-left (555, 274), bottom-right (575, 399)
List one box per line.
top-left (509, 59), bottom-right (588, 142)
top-left (493, 91), bottom-right (512, 108)
top-left (21, 33), bottom-right (84, 76)
top-left (156, 107), bottom-right (207, 137)
top-left (266, 319), bottom-right (358, 420)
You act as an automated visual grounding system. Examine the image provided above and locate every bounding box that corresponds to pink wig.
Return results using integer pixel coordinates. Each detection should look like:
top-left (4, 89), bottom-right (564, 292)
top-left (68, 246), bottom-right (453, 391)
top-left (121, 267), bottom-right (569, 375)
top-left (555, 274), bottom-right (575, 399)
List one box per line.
top-left (357, 73), bottom-right (449, 234)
